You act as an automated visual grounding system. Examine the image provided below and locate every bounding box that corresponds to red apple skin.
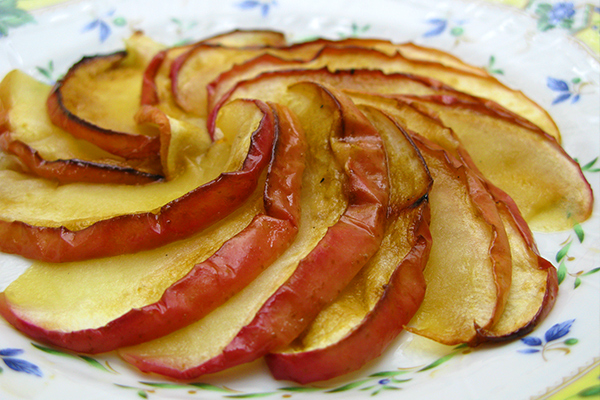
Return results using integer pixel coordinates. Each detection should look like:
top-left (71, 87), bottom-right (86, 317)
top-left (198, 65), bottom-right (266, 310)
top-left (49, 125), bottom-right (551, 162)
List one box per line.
top-left (0, 132), bottom-right (162, 185)
top-left (0, 102), bottom-right (306, 354)
top-left (46, 53), bottom-right (161, 159)
top-left (266, 200), bottom-right (431, 384)
top-left (140, 49), bottom-right (167, 106)
top-left (473, 183), bottom-right (559, 343)
top-left (121, 84), bottom-right (390, 380)
top-left (0, 100), bottom-right (276, 263)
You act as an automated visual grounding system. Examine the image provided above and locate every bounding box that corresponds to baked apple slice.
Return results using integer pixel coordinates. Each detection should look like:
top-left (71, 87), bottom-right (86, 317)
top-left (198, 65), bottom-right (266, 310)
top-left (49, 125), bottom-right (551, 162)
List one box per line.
top-left (0, 70), bottom-right (162, 184)
top-left (204, 45), bottom-right (559, 141)
top-left (0, 100), bottom-right (305, 354)
top-left (398, 94), bottom-right (593, 231)
top-left (347, 92), bottom-right (559, 341)
top-left (405, 135), bottom-right (512, 345)
top-left (119, 82), bottom-right (389, 380)
top-left (141, 30), bottom-right (287, 113)
top-left (266, 105), bottom-right (432, 384)
top-left (475, 185), bottom-right (558, 342)
top-left (0, 99), bottom-right (275, 262)
top-left (47, 32), bottom-right (166, 159)
top-left (173, 37), bottom-right (488, 118)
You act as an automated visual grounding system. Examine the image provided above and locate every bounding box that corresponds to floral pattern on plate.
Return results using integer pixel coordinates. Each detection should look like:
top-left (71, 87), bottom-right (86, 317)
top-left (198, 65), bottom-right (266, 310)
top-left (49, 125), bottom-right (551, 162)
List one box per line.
top-left (0, 0), bottom-right (598, 399)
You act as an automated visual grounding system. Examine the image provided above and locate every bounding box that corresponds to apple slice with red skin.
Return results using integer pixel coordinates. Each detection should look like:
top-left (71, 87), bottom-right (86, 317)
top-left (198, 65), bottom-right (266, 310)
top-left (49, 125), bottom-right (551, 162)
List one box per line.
top-left (49, 30), bottom-right (287, 159)
top-left (266, 105), bottom-right (432, 384)
top-left (206, 64), bottom-right (476, 138)
top-left (474, 185), bottom-right (558, 343)
top-left (47, 33), bottom-right (166, 159)
top-left (0, 100), bottom-right (305, 354)
top-left (0, 70), bottom-right (162, 184)
top-left (200, 44), bottom-right (559, 141)
top-left (119, 82), bottom-right (389, 380)
top-left (0, 132), bottom-right (161, 184)
top-left (347, 92), bottom-right (560, 342)
top-left (396, 94), bottom-right (593, 231)
top-left (0, 100), bottom-right (276, 262)
top-left (405, 135), bottom-right (512, 345)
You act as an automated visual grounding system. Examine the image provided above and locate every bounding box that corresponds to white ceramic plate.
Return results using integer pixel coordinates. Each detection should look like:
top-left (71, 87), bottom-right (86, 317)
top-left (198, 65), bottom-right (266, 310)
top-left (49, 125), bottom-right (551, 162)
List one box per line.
top-left (0, 0), bottom-right (598, 399)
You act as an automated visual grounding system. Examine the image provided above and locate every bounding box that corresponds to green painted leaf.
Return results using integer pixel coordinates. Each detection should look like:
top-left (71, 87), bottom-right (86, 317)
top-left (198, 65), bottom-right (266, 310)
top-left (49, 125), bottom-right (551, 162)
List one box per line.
top-left (391, 378), bottom-right (412, 384)
top-left (557, 260), bottom-right (568, 285)
top-left (582, 267), bottom-right (600, 276)
top-left (31, 343), bottom-right (77, 358)
top-left (382, 385), bottom-right (401, 391)
top-left (574, 223), bottom-right (585, 243)
top-left (141, 381), bottom-right (190, 389)
top-left (418, 352), bottom-right (458, 372)
top-left (189, 382), bottom-right (234, 393)
top-left (574, 276), bottom-right (582, 289)
top-left (78, 355), bottom-right (112, 372)
top-left (112, 16), bottom-right (126, 27)
top-left (578, 384), bottom-right (600, 397)
top-left (137, 390), bottom-right (148, 399)
top-left (580, 157), bottom-right (600, 172)
top-left (327, 379), bottom-right (371, 392)
top-left (278, 386), bottom-right (322, 393)
top-left (450, 26), bottom-right (464, 36)
top-left (564, 338), bottom-right (578, 346)
top-left (225, 392), bottom-right (278, 398)
top-left (556, 241), bottom-right (572, 263)
top-left (369, 370), bottom-right (408, 377)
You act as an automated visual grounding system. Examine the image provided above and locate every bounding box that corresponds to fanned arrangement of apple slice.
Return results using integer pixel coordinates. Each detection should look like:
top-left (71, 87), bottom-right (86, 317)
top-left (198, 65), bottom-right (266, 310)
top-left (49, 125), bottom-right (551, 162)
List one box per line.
top-left (0, 29), bottom-right (593, 384)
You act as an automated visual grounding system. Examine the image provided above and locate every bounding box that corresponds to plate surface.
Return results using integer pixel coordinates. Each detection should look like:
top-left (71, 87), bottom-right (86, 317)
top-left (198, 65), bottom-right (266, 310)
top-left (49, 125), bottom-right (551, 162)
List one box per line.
top-left (0, 0), bottom-right (598, 399)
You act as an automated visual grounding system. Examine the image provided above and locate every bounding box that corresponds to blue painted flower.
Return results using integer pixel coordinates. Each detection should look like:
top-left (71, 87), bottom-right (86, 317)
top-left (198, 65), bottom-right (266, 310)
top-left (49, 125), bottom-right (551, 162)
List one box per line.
top-left (547, 77), bottom-right (586, 105)
top-left (519, 319), bottom-right (578, 360)
top-left (0, 348), bottom-right (42, 377)
top-left (547, 2), bottom-right (575, 26)
top-left (235, 0), bottom-right (277, 18)
top-left (424, 18), bottom-right (447, 37)
top-left (535, 2), bottom-right (576, 31)
top-left (82, 9), bottom-right (126, 42)
top-left (423, 18), bottom-right (466, 39)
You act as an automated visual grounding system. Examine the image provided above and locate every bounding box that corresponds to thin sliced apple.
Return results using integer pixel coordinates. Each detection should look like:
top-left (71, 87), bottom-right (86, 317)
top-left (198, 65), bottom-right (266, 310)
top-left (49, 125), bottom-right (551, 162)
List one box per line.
top-left (405, 136), bottom-right (511, 345)
top-left (204, 45), bottom-right (559, 141)
top-left (142, 30), bottom-right (288, 114)
top-left (0, 100), bottom-right (305, 354)
top-left (0, 70), bottom-right (162, 184)
top-left (201, 29), bottom-right (287, 47)
top-left (207, 65), bottom-right (475, 135)
top-left (175, 37), bottom-right (486, 118)
top-left (0, 99), bottom-right (275, 262)
top-left (347, 92), bottom-right (559, 342)
top-left (47, 32), bottom-right (165, 159)
top-left (119, 82), bottom-right (389, 380)
top-left (266, 105), bottom-right (432, 384)
top-left (475, 185), bottom-right (558, 342)
top-left (398, 94), bottom-right (593, 231)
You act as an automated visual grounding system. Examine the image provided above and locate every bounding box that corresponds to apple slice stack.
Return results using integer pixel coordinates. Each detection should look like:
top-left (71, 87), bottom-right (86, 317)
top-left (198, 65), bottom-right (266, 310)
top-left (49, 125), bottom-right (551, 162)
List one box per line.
top-left (0, 29), bottom-right (593, 384)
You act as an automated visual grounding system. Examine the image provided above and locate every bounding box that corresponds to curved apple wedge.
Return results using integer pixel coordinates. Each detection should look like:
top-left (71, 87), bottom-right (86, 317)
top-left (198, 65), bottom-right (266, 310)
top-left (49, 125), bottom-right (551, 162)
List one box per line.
top-left (0, 99), bottom-right (275, 262)
top-left (118, 83), bottom-right (389, 380)
top-left (396, 95), bottom-right (593, 231)
top-left (204, 45), bottom-right (559, 141)
top-left (140, 29), bottom-right (287, 108)
top-left (474, 185), bottom-right (558, 342)
top-left (265, 106), bottom-right (432, 384)
top-left (405, 136), bottom-right (512, 346)
top-left (0, 70), bottom-right (162, 184)
top-left (0, 100), bottom-right (305, 354)
top-left (348, 92), bottom-right (560, 343)
top-left (47, 32), bottom-right (166, 159)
